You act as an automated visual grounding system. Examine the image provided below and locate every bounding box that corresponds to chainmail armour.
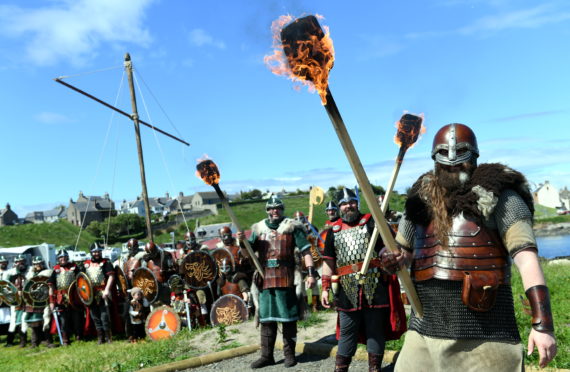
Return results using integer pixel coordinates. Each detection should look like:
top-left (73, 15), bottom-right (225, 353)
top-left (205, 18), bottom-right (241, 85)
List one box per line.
top-left (86, 263), bottom-right (106, 287)
top-left (56, 269), bottom-right (75, 290)
top-left (334, 223), bottom-right (382, 308)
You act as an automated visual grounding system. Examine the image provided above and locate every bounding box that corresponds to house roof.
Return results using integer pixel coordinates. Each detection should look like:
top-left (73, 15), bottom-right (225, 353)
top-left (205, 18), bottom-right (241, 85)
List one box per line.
top-left (71, 201), bottom-right (113, 212)
top-left (195, 192), bottom-right (222, 200)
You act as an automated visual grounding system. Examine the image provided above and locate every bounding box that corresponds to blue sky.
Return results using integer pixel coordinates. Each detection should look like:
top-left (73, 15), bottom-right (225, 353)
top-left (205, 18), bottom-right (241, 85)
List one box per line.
top-left (1, 0), bottom-right (569, 217)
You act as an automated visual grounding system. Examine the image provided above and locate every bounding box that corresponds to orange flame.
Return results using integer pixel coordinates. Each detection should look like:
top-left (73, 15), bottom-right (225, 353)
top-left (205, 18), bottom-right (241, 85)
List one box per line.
top-left (264, 14), bottom-right (335, 105)
top-left (394, 113), bottom-right (426, 150)
top-left (196, 156), bottom-right (220, 186)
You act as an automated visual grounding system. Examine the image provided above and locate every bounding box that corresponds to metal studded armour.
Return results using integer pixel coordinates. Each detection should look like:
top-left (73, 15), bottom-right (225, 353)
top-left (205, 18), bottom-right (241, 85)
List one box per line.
top-left (85, 262), bottom-right (106, 288)
top-left (333, 215), bottom-right (383, 308)
top-left (56, 267), bottom-right (76, 290)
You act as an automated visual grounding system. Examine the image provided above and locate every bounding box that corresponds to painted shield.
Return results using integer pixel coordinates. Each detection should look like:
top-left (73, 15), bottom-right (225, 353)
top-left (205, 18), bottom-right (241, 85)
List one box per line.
top-left (211, 247), bottom-right (235, 274)
top-left (115, 265), bottom-right (129, 298)
top-left (68, 281), bottom-right (83, 310)
top-left (0, 280), bottom-right (21, 307)
top-left (167, 274), bottom-right (184, 291)
top-left (210, 294), bottom-right (248, 326)
top-left (181, 251), bottom-right (217, 290)
top-left (23, 276), bottom-right (49, 307)
top-left (145, 306), bottom-right (181, 341)
top-left (76, 272), bottom-right (93, 306)
top-left (132, 267), bottom-right (159, 303)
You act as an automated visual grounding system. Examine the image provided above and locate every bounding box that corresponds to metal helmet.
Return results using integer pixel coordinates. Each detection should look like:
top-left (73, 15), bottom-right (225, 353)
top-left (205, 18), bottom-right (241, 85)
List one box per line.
top-left (265, 195), bottom-right (284, 211)
top-left (145, 241), bottom-right (157, 253)
top-left (325, 201), bottom-right (338, 211)
top-left (293, 211), bottom-right (306, 222)
top-left (32, 256), bottom-right (44, 265)
top-left (56, 249), bottom-right (69, 259)
top-left (335, 188), bottom-right (358, 206)
top-left (432, 123), bottom-right (479, 166)
top-left (218, 226), bottom-right (232, 237)
top-left (184, 231), bottom-right (196, 241)
top-left (127, 238), bottom-right (139, 249)
top-left (14, 254), bottom-right (26, 263)
top-left (90, 242), bottom-right (103, 252)
top-left (0, 255), bottom-right (7, 264)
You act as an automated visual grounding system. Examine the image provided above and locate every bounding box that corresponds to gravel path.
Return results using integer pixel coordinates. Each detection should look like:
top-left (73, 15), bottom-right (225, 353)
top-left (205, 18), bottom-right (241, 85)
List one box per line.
top-left (182, 349), bottom-right (395, 371)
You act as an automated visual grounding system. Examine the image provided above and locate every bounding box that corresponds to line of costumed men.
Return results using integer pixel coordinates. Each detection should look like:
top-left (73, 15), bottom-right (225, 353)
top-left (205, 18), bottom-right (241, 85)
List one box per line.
top-left (0, 225), bottom-right (264, 346)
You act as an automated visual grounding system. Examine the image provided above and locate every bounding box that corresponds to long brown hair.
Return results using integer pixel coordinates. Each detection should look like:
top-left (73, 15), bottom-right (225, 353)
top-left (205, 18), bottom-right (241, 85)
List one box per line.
top-left (419, 175), bottom-right (452, 248)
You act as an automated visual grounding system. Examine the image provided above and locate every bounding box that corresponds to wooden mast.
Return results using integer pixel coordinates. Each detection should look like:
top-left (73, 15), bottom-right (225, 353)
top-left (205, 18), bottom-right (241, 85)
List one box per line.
top-left (124, 53), bottom-right (153, 241)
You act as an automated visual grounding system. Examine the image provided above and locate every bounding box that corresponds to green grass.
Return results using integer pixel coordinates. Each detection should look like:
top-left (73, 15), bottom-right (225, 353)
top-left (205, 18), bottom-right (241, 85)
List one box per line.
top-left (0, 220), bottom-right (96, 251)
top-left (535, 214), bottom-right (570, 224)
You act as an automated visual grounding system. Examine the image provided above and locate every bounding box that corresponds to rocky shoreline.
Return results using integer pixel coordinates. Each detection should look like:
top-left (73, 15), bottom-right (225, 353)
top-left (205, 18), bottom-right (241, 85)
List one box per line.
top-left (534, 222), bottom-right (570, 237)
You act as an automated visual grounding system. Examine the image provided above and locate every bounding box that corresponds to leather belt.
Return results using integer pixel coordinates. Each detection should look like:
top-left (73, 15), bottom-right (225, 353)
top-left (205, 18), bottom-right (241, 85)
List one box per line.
top-left (337, 258), bottom-right (383, 277)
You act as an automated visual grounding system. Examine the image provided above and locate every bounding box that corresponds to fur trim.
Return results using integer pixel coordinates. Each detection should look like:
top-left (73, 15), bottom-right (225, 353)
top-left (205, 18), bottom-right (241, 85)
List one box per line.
top-left (252, 218), bottom-right (302, 236)
top-left (406, 163), bottom-right (534, 225)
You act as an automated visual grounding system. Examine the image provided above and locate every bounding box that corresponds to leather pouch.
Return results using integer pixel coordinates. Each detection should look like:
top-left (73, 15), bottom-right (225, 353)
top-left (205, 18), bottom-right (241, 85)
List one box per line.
top-left (462, 271), bottom-right (499, 312)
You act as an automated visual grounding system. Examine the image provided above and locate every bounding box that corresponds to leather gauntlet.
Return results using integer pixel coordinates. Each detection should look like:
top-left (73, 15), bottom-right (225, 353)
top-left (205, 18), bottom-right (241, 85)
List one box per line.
top-left (321, 275), bottom-right (331, 291)
top-left (525, 285), bottom-right (554, 333)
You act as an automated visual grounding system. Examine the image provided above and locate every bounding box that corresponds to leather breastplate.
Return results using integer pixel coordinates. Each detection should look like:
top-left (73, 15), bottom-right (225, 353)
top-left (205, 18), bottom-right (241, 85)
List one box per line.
top-left (412, 215), bottom-right (510, 283)
top-left (257, 230), bottom-right (295, 289)
top-left (125, 257), bottom-right (141, 280)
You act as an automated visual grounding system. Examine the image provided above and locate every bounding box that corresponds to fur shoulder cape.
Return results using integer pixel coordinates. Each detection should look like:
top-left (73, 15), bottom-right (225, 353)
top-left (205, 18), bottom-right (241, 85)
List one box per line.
top-left (405, 163), bottom-right (534, 226)
top-left (252, 217), bottom-right (304, 236)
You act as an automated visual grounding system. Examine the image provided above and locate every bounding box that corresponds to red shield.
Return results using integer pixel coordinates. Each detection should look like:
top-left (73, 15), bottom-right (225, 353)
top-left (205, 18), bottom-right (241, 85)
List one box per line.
top-left (76, 272), bottom-right (93, 306)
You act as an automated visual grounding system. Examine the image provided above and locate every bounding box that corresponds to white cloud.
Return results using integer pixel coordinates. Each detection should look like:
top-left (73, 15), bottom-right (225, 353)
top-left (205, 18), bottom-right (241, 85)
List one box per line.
top-left (35, 111), bottom-right (73, 124)
top-left (188, 29), bottom-right (226, 49)
top-left (0, 0), bottom-right (155, 66)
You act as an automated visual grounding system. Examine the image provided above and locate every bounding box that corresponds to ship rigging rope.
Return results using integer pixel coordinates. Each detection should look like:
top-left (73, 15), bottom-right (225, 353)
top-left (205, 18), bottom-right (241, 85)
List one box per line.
top-left (56, 65), bottom-right (123, 80)
top-left (74, 71), bottom-right (126, 250)
top-left (133, 72), bottom-right (191, 233)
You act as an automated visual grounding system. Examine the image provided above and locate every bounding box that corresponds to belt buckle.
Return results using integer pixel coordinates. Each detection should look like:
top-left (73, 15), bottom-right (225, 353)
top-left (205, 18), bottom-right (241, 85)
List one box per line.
top-left (267, 258), bottom-right (279, 268)
top-left (351, 263), bottom-right (359, 273)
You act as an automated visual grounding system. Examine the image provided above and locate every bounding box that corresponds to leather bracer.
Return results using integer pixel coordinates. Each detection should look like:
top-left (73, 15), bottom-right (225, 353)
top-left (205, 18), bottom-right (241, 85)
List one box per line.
top-left (525, 285), bottom-right (554, 333)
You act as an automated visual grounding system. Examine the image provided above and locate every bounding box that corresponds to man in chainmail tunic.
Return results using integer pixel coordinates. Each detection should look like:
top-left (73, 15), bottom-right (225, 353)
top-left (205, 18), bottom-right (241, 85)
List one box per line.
top-left (320, 188), bottom-right (402, 372)
top-left (83, 243), bottom-right (115, 344)
top-left (48, 249), bottom-right (83, 346)
top-left (237, 196), bottom-right (316, 369)
top-left (384, 123), bottom-right (557, 371)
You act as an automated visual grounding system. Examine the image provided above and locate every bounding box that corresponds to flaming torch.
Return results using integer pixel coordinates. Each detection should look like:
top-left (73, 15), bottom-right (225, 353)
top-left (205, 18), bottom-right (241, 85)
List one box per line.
top-left (267, 15), bottom-right (423, 317)
top-left (360, 113), bottom-right (424, 280)
top-left (196, 158), bottom-right (264, 278)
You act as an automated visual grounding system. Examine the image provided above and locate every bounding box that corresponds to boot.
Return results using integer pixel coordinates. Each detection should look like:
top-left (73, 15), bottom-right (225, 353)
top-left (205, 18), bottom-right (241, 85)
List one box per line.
top-left (251, 323), bottom-right (277, 369)
top-left (45, 333), bottom-right (57, 348)
top-left (62, 332), bottom-right (70, 346)
top-left (334, 354), bottom-right (352, 372)
top-left (29, 327), bottom-right (40, 348)
top-left (19, 331), bottom-right (27, 348)
top-left (105, 330), bottom-right (112, 344)
top-left (4, 332), bottom-right (15, 347)
top-left (312, 295), bottom-right (319, 312)
top-left (282, 321), bottom-right (297, 368)
top-left (368, 352), bottom-right (383, 372)
top-left (96, 330), bottom-right (105, 345)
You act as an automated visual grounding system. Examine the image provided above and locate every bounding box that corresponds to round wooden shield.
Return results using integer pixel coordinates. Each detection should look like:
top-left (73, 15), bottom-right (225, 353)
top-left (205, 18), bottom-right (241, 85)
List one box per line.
top-left (145, 306), bottom-right (181, 341)
top-left (181, 251), bottom-right (217, 290)
top-left (115, 265), bottom-right (129, 298)
top-left (76, 272), bottom-right (93, 306)
top-left (211, 247), bottom-right (235, 274)
top-left (0, 280), bottom-right (21, 307)
top-left (68, 280), bottom-right (83, 310)
top-left (210, 294), bottom-right (248, 326)
top-left (23, 276), bottom-right (49, 307)
top-left (167, 274), bottom-right (184, 291)
top-left (132, 267), bottom-right (159, 303)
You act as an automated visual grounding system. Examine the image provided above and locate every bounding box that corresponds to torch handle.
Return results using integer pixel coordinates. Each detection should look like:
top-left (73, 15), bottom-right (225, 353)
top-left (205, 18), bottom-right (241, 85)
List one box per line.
top-left (213, 185), bottom-right (265, 279)
top-left (360, 157), bottom-right (404, 276)
top-left (323, 88), bottom-right (423, 318)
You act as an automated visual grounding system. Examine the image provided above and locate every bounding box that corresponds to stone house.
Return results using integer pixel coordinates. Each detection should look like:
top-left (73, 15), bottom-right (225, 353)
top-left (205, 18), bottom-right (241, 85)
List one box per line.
top-left (560, 187), bottom-right (570, 211)
top-left (25, 205), bottom-right (66, 224)
top-left (67, 192), bottom-right (116, 227)
top-left (0, 203), bottom-right (18, 226)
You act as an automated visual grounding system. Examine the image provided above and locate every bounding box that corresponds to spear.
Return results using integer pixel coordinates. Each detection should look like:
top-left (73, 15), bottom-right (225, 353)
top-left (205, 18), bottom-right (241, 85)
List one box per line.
top-left (360, 113), bottom-right (423, 279)
top-left (196, 159), bottom-right (264, 278)
top-left (275, 15), bottom-right (423, 317)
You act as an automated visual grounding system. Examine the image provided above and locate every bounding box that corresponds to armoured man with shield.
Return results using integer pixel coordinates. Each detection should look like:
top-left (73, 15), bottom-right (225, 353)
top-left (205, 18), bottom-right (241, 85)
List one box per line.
top-left (237, 196), bottom-right (317, 369)
top-left (321, 189), bottom-right (405, 372)
top-left (141, 241), bottom-right (177, 305)
top-left (83, 243), bottom-right (115, 344)
top-left (386, 124), bottom-right (557, 371)
top-left (3, 255), bottom-right (28, 347)
top-left (23, 256), bottom-right (53, 348)
top-left (214, 226), bottom-right (252, 302)
top-left (48, 249), bottom-right (83, 346)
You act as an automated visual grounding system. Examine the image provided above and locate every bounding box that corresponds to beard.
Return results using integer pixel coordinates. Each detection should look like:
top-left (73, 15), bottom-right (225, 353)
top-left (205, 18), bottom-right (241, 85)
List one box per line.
top-left (340, 208), bottom-right (360, 224)
top-left (435, 162), bottom-right (474, 192)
